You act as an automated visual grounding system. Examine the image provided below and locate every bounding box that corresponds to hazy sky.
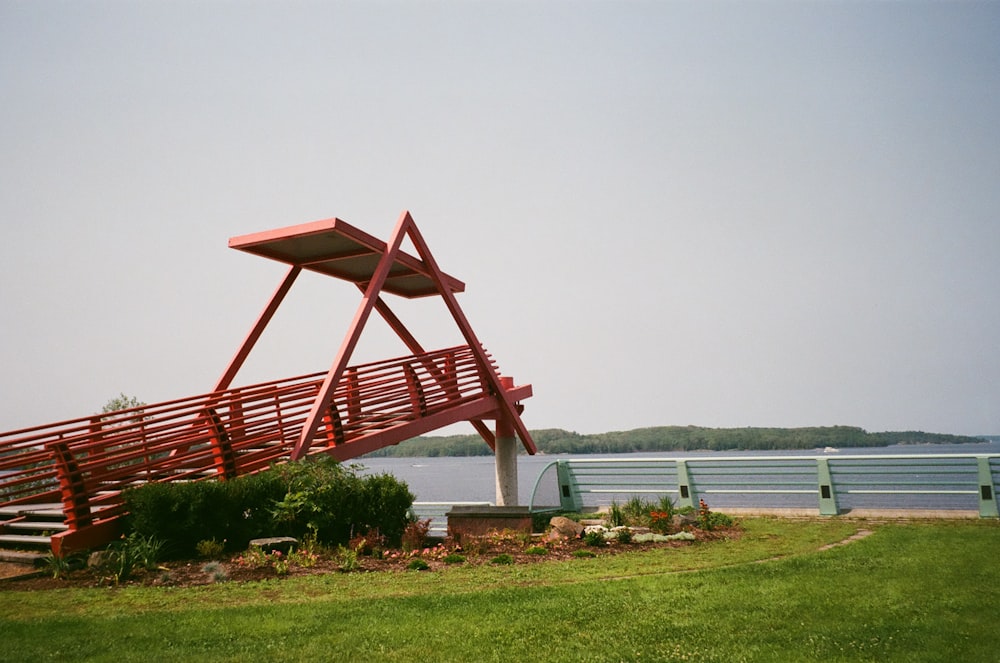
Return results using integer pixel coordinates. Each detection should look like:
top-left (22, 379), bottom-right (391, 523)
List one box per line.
top-left (2, 2), bottom-right (998, 438)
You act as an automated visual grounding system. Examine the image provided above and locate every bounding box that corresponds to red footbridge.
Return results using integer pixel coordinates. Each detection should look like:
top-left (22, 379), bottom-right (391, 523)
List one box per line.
top-left (0, 212), bottom-right (535, 556)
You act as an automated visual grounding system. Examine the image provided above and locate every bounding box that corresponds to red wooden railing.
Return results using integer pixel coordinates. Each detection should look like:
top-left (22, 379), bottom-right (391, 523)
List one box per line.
top-left (0, 344), bottom-right (521, 554)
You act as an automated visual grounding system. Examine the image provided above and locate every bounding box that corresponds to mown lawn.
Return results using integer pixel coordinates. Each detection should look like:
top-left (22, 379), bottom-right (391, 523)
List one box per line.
top-left (2, 518), bottom-right (997, 662)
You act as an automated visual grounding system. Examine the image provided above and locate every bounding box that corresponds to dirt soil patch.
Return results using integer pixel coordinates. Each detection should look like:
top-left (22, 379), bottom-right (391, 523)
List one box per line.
top-left (1, 527), bottom-right (741, 591)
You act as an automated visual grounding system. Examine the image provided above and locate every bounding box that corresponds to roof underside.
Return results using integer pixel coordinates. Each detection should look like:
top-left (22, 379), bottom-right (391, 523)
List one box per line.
top-left (228, 217), bottom-right (465, 298)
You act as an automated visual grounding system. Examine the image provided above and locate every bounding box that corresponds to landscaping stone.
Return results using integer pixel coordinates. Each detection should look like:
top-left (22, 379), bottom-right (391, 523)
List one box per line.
top-left (549, 516), bottom-right (584, 539)
top-left (672, 514), bottom-right (698, 529)
top-left (249, 537), bottom-right (298, 554)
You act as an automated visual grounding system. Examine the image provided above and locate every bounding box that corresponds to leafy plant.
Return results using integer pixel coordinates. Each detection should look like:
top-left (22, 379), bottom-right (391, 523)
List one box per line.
top-left (696, 501), bottom-right (734, 530)
top-left (583, 529), bottom-right (607, 547)
top-left (614, 528), bottom-right (634, 544)
top-left (100, 533), bottom-right (163, 584)
top-left (655, 495), bottom-right (676, 519)
top-left (289, 548), bottom-right (320, 568)
top-left (608, 500), bottom-right (626, 528)
top-left (407, 558), bottom-right (429, 571)
top-left (650, 511), bottom-right (673, 534)
top-left (41, 553), bottom-right (81, 579)
top-left (196, 538), bottom-right (226, 558)
top-left (490, 554), bottom-right (514, 565)
top-left (525, 546), bottom-right (548, 556)
top-left (622, 496), bottom-right (653, 524)
top-left (572, 549), bottom-right (596, 558)
top-left (334, 544), bottom-right (361, 572)
top-left (442, 553), bottom-right (466, 565)
top-left (401, 518), bottom-right (432, 552)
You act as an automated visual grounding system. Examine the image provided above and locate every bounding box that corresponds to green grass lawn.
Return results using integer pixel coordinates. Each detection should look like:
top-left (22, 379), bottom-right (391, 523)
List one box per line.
top-left (3, 518), bottom-right (998, 662)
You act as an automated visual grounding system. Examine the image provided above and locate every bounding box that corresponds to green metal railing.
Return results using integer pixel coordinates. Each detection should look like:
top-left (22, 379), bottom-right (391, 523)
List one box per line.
top-left (528, 454), bottom-right (1000, 518)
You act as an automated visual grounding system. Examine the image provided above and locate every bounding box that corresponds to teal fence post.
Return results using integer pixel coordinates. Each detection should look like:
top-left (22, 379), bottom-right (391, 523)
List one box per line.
top-left (675, 460), bottom-right (695, 510)
top-left (977, 456), bottom-right (999, 518)
top-left (816, 458), bottom-right (839, 516)
top-left (556, 460), bottom-right (583, 512)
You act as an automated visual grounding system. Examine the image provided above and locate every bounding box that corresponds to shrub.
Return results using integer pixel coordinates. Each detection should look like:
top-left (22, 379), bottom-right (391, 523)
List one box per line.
top-left (525, 546), bottom-right (549, 556)
top-left (334, 544), bottom-right (361, 572)
top-left (122, 458), bottom-right (414, 556)
top-left (572, 550), bottom-right (596, 558)
top-left (442, 553), bottom-right (466, 565)
top-left (407, 558), bottom-right (430, 571)
top-left (490, 553), bottom-right (514, 565)
top-left (614, 528), bottom-right (634, 544)
top-left (583, 529), bottom-right (607, 547)
top-left (196, 538), bottom-right (226, 558)
top-left (696, 499), bottom-right (734, 530)
top-left (401, 518), bottom-right (432, 552)
top-left (123, 470), bottom-right (285, 558)
top-left (350, 529), bottom-right (387, 558)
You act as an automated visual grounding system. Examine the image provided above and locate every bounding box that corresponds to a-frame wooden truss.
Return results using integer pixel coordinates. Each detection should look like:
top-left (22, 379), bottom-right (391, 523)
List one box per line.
top-left (220, 210), bottom-right (537, 459)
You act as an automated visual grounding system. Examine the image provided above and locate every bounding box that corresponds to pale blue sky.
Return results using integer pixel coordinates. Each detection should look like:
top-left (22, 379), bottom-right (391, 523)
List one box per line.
top-left (2, 2), bottom-right (998, 437)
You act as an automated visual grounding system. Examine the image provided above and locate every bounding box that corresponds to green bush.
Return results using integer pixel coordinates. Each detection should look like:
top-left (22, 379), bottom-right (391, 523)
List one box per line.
top-left (490, 553), bottom-right (514, 565)
top-left (123, 470), bottom-right (285, 558)
top-left (442, 553), bottom-right (466, 565)
top-left (196, 538), bottom-right (226, 558)
top-left (122, 458), bottom-right (414, 557)
top-left (270, 459), bottom-right (414, 547)
top-left (407, 558), bottom-right (430, 571)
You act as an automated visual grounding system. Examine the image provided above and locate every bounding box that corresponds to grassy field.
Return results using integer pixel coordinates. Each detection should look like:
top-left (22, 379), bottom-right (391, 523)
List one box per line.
top-left (2, 518), bottom-right (998, 662)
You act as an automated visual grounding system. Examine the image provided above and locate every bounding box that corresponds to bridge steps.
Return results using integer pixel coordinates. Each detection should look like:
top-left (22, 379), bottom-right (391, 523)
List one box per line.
top-left (0, 503), bottom-right (68, 549)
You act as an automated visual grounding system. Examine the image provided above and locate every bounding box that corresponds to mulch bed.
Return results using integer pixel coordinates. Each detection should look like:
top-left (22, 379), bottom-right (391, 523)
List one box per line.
top-left (0, 526), bottom-right (741, 592)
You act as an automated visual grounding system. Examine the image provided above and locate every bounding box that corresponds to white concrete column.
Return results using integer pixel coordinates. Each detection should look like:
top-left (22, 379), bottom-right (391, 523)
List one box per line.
top-left (494, 377), bottom-right (518, 506)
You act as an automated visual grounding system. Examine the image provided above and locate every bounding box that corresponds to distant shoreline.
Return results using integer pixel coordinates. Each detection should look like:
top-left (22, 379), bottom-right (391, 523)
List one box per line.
top-left (362, 425), bottom-right (993, 458)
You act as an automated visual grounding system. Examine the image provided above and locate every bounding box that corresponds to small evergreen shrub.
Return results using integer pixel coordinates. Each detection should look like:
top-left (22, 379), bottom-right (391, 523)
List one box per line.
top-left (572, 550), bottom-right (596, 558)
top-left (122, 458), bottom-right (414, 557)
top-left (407, 558), bottom-right (430, 571)
top-left (525, 546), bottom-right (548, 556)
top-left (583, 529), bottom-right (607, 547)
top-left (442, 553), bottom-right (466, 565)
top-left (614, 528), bottom-right (634, 544)
top-left (490, 553), bottom-right (514, 565)
top-left (196, 538), bottom-right (226, 558)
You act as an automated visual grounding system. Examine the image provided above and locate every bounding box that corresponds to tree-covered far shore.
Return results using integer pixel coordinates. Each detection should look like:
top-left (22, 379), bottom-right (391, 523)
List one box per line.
top-left (361, 425), bottom-right (989, 458)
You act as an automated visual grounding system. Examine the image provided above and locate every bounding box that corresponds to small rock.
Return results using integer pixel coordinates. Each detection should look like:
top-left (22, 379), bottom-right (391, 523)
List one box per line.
top-left (87, 551), bottom-right (107, 568)
top-left (671, 514), bottom-right (697, 529)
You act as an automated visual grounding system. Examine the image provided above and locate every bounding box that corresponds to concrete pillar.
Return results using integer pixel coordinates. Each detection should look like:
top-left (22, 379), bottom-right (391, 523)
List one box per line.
top-left (494, 377), bottom-right (518, 506)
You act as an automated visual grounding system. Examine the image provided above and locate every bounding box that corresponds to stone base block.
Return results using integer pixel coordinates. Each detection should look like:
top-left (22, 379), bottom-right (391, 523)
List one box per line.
top-left (446, 506), bottom-right (532, 539)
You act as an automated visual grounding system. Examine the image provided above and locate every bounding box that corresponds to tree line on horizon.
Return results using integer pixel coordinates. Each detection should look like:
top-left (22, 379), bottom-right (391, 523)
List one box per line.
top-left (360, 425), bottom-right (986, 458)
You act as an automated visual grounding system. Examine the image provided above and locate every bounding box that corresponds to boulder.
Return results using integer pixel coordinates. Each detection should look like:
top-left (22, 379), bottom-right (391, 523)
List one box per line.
top-left (671, 514), bottom-right (698, 530)
top-left (549, 516), bottom-right (584, 539)
top-left (248, 536), bottom-right (298, 554)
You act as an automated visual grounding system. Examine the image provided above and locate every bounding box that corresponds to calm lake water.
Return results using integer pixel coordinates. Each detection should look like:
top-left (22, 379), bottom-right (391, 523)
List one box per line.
top-left (357, 441), bottom-right (1000, 507)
